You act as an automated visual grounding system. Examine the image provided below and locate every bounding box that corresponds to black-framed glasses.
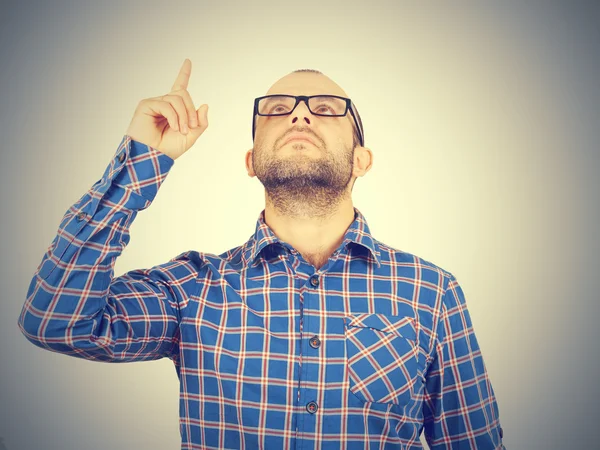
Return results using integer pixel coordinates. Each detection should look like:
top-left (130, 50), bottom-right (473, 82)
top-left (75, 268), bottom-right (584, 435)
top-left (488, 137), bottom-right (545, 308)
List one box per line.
top-left (252, 94), bottom-right (364, 147)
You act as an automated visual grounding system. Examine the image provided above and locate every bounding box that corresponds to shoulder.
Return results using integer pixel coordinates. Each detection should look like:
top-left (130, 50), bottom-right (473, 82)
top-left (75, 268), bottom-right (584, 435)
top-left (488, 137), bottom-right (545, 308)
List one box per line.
top-left (375, 239), bottom-right (454, 287)
top-left (168, 244), bottom-right (247, 271)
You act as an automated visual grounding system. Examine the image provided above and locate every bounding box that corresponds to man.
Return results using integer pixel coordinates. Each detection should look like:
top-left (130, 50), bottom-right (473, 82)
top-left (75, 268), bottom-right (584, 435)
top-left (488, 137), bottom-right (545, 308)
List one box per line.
top-left (18, 59), bottom-right (505, 449)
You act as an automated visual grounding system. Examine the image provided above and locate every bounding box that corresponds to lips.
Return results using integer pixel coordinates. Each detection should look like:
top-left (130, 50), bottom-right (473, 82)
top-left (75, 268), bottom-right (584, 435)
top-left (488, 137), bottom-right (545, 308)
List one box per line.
top-left (283, 133), bottom-right (315, 146)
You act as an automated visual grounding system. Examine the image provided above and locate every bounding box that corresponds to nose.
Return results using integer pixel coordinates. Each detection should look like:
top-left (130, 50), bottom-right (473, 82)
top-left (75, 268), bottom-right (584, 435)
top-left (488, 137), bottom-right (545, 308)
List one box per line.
top-left (290, 99), bottom-right (312, 126)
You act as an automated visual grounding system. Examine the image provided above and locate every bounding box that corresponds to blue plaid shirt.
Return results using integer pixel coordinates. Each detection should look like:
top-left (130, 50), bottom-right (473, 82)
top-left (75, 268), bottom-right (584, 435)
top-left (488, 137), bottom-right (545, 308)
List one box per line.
top-left (18, 135), bottom-right (505, 449)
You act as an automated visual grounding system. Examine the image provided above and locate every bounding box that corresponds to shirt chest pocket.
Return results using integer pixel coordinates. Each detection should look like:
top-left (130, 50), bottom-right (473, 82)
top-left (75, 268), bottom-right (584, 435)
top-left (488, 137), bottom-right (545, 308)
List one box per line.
top-left (344, 313), bottom-right (419, 406)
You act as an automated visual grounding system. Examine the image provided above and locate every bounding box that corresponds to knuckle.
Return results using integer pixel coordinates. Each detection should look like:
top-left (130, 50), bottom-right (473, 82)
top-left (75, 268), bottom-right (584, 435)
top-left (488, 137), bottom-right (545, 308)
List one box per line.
top-left (179, 90), bottom-right (195, 107)
top-left (172, 95), bottom-right (185, 106)
top-left (171, 88), bottom-right (187, 98)
top-left (164, 95), bottom-right (186, 113)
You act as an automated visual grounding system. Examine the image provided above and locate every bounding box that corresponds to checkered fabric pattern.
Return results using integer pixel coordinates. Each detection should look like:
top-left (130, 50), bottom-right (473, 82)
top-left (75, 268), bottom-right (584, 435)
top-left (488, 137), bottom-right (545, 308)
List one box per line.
top-left (18, 135), bottom-right (505, 449)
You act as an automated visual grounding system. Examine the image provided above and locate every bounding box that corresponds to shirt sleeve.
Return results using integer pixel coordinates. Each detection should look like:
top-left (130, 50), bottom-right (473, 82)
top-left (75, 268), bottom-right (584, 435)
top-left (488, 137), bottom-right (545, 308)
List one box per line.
top-left (17, 135), bottom-right (200, 363)
top-left (422, 273), bottom-right (505, 449)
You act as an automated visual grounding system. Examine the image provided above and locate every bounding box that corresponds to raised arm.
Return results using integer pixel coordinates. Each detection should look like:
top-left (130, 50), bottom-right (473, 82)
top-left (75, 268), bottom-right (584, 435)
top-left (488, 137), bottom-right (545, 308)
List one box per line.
top-left (17, 59), bottom-right (210, 362)
top-left (17, 136), bottom-right (200, 362)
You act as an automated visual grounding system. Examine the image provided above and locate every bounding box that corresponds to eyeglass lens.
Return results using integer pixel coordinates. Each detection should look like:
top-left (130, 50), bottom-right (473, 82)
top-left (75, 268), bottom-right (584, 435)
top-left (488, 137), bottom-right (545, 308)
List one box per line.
top-left (258, 95), bottom-right (347, 116)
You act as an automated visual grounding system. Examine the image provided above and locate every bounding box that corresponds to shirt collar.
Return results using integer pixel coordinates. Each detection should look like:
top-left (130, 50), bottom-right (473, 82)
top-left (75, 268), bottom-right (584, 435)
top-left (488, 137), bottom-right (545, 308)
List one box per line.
top-left (243, 207), bottom-right (381, 269)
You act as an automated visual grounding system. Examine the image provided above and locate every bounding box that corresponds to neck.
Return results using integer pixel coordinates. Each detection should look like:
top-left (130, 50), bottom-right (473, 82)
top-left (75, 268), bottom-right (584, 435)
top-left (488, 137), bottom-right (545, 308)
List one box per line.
top-left (263, 193), bottom-right (356, 267)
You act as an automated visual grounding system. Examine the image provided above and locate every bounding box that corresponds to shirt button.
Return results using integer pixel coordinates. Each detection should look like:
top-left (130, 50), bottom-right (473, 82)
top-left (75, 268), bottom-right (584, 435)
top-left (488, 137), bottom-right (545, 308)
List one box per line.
top-left (310, 276), bottom-right (319, 287)
top-left (306, 401), bottom-right (318, 414)
top-left (499, 427), bottom-right (503, 438)
top-left (76, 211), bottom-right (87, 221)
top-left (309, 336), bottom-right (321, 349)
top-left (118, 152), bottom-right (126, 163)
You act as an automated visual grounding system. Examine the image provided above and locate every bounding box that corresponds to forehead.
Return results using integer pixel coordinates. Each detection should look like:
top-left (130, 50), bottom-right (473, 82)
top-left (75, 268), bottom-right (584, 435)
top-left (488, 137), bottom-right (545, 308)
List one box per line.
top-left (266, 72), bottom-right (348, 97)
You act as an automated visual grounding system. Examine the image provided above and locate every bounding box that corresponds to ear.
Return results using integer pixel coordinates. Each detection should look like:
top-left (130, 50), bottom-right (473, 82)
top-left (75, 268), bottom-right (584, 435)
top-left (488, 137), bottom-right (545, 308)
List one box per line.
top-left (245, 148), bottom-right (256, 177)
top-left (353, 146), bottom-right (373, 178)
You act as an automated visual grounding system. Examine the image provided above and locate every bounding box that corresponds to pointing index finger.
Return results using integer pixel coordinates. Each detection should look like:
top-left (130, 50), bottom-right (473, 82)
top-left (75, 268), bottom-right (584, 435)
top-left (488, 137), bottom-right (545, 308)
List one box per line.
top-left (171, 58), bottom-right (191, 92)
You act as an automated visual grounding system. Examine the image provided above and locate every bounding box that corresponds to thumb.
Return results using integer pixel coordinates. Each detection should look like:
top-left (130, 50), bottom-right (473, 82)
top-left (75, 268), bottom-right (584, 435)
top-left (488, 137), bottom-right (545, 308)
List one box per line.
top-left (188, 104), bottom-right (209, 139)
top-left (197, 104), bottom-right (208, 128)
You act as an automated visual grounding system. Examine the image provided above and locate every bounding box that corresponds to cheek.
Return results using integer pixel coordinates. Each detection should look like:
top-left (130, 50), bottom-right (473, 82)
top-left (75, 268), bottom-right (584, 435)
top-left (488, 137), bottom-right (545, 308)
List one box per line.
top-left (328, 121), bottom-right (352, 145)
top-left (330, 132), bottom-right (347, 149)
top-left (257, 121), bottom-right (284, 146)
top-left (261, 115), bottom-right (286, 130)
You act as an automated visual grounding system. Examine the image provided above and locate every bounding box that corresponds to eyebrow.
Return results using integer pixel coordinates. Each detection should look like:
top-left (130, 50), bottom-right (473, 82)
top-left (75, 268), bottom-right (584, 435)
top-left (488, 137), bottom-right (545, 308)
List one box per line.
top-left (261, 95), bottom-right (288, 106)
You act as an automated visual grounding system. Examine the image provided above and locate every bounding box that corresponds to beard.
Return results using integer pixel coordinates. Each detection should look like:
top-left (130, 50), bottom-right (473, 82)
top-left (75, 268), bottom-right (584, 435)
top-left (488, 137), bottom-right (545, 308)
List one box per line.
top-left (252, 139), bottom-right (355, 219)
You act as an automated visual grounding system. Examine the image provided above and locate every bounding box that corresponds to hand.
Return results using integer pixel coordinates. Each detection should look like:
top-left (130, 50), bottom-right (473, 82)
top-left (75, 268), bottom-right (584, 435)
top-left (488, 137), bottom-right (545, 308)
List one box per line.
top-left (125, 59), bottom-right (209, 160)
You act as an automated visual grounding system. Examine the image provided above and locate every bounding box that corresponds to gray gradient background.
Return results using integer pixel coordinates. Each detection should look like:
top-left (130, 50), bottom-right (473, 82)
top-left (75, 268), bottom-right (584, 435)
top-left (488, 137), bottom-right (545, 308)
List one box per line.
top-left (1, 1), bottom-right (598, 449)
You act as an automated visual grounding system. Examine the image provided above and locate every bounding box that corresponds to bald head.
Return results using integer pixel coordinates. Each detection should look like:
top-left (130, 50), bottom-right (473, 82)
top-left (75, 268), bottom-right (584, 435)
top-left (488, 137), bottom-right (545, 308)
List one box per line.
top-left (266, 70), bottom-right (349, 98)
